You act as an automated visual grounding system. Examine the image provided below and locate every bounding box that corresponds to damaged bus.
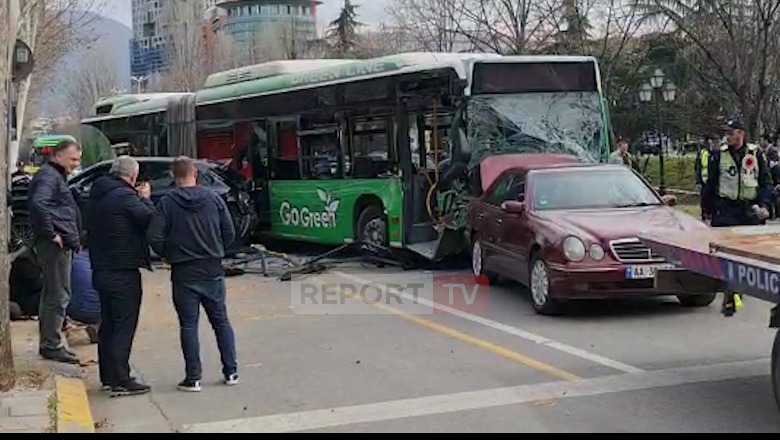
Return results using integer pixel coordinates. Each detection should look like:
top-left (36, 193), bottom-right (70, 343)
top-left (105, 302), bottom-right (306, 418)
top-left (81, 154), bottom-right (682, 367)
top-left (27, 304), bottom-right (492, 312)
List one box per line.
top-left (82, 53), bottom-right (611, 261)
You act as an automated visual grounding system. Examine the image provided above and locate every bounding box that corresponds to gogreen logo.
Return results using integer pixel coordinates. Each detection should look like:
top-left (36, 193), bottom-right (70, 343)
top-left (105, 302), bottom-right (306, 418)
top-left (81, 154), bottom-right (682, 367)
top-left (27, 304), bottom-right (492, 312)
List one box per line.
top-left (280, 188), bottom-right (341, 229)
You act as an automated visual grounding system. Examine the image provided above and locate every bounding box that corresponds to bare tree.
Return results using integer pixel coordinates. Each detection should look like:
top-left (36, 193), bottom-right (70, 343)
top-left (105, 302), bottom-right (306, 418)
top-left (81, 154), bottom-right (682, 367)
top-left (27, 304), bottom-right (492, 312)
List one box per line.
top-left (635, 0), bottom-right (780, 135)
top-left (387, 0), bottom-right (564, 54)
top-left (387, 0), bottom-right (469, 52)
top-left (357, 24), bottom-right (415, 58)
top-left (13, 0), bottom-right (104, 166)
top-left (66, 47), bottom-right (121, 118)
top-left (208, 32), bottom-right (242, 73)
top-left (155, 0), bottom-right (209, 92)
top-left (0, 0), bottom-right (14, 394)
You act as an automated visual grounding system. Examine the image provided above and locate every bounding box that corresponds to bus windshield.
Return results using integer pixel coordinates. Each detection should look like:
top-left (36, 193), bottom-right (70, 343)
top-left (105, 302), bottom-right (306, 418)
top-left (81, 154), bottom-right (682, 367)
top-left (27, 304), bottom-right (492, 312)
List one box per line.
top-left (467, 91), bottom-right (605, 168)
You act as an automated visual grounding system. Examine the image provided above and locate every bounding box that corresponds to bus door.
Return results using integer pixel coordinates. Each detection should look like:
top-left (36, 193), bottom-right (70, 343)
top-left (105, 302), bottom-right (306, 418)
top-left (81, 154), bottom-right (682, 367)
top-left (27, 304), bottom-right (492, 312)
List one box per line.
top-left (407, 103), bottom-right (454, 244)
top-left (244, 120), bottom-right (274, 229)
top-left (260, 118), bottom-right (301, 229)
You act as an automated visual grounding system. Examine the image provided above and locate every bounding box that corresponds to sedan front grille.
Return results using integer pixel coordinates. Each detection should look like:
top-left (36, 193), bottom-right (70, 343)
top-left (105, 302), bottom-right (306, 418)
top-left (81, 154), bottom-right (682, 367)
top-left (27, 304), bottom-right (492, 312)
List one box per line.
top-left (610, 238), bottom-right (665, 263)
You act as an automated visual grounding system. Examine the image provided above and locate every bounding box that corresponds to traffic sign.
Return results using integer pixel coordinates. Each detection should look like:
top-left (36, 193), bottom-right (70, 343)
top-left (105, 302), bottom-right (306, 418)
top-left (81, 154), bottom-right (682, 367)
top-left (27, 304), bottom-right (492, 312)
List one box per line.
top-left (12, 39), bottom-right (34, 83)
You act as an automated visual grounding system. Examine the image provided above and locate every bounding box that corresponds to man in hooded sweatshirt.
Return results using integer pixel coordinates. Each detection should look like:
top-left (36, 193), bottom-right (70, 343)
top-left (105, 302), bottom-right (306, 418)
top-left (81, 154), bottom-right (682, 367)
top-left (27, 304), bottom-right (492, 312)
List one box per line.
top-left (147, 156), bottom-right (238, 393)
top-left (87, 156), bottom-right (156, 397)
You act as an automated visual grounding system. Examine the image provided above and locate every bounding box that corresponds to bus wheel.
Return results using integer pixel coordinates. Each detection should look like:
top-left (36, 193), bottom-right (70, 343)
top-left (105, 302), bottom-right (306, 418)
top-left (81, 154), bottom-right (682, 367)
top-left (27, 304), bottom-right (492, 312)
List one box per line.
top-left (357, 205), bottom-right (388, 247)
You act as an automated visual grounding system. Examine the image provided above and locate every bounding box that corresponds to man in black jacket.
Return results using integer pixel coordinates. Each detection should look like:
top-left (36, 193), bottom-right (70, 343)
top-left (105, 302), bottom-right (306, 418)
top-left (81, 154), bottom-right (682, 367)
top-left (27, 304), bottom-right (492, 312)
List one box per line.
top-left (148, 157), bottom-right (238, 393)
top-left (87, 156), bottom-right (156, 397)
top-left (27, 139), bottom-right (82, 364)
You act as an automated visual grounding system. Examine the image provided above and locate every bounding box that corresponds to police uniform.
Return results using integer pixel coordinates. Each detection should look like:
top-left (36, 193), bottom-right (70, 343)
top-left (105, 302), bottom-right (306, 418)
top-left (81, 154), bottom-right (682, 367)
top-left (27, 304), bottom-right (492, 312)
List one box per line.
top-left (703, 142), bottom-right (772, 227)
top-left (702, 121), bottom-right (773, 316)
top-left (696, 145), bottom-right (714, 220)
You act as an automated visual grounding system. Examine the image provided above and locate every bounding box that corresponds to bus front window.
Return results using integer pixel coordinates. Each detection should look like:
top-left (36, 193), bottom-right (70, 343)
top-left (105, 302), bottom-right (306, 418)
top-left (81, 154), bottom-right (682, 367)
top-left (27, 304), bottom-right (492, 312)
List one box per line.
top-left (466, 91), bottom-right (605, 168)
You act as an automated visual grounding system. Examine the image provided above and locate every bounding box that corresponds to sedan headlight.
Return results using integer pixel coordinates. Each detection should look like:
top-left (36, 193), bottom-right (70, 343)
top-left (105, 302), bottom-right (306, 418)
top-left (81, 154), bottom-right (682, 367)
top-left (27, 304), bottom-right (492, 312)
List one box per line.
top-left (589, 244), bottom-right (606, 261)
top-left (563, 236), bottom-right (586, 262)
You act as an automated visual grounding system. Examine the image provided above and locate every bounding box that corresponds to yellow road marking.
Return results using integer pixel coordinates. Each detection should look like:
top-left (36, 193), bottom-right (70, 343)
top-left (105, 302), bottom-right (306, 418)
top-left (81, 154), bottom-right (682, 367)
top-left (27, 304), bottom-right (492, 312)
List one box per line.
top-left (55, 376), bottom-right (95, 433)
top-left (358, 294), bottom-right (581, 383)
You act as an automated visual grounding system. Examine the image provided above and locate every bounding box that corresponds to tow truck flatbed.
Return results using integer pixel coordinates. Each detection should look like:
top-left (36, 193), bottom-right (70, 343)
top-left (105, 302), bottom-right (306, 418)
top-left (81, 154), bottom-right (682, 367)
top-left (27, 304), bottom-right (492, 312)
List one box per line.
top-left (641, 226), bottom-right (780, 305)
top-left (639, 225), bottom-right (780, 411)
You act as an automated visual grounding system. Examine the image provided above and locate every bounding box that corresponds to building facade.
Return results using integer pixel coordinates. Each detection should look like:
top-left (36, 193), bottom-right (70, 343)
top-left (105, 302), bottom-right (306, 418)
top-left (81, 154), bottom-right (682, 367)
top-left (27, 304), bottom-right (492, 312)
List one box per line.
top-left (210, 0), bottom-right (322, 62)
top-left (130, 0), bottom-right (218, 78)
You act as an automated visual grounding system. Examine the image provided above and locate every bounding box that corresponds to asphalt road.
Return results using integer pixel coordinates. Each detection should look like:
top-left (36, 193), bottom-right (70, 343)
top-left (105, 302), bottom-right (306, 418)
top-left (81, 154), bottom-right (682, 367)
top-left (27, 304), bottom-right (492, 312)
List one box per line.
top-left (75, 265), bottom-right (780, 433)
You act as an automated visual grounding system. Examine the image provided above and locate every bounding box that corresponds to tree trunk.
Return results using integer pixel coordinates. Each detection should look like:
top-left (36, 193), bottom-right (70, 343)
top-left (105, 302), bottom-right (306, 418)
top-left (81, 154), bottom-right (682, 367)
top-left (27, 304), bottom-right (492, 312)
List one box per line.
top-left (0, 0), bottom-right (17, 393)
top-left (12, 75), bottom-right (32, 169)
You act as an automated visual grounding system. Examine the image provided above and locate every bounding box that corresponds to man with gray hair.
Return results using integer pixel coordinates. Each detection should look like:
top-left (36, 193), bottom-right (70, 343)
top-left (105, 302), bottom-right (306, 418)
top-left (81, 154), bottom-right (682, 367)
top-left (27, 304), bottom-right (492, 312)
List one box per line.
top-left (86, 156), bottom-right (156, 397)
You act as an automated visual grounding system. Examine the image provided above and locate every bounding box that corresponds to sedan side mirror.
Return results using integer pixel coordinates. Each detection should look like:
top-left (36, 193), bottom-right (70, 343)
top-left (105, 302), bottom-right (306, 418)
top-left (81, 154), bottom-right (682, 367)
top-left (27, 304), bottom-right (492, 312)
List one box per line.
top-left (502, 200), bottom-right (525, 214)
top-left (661, 194), bottom-right (677, 207)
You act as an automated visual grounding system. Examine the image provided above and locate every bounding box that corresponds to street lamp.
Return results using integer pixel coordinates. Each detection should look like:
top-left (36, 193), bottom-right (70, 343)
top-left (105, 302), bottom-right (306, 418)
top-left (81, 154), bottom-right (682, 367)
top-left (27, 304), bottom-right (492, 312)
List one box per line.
top-left (638, 68), bottom-right (677, 196)
top-left (131, 75), bottom-right (148, 94)
top-left (663, 82), bottom-right (678, 103)
top-left (651, 68), bottom-right (665, 89)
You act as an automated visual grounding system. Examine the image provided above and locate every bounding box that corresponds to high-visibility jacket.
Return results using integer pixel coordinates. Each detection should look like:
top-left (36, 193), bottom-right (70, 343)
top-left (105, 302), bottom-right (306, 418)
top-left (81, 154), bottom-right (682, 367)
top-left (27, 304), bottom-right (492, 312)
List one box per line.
top-left (700, 149), bottom-right (710, 184)
top-left (718, 143), bottom-right (761, 201)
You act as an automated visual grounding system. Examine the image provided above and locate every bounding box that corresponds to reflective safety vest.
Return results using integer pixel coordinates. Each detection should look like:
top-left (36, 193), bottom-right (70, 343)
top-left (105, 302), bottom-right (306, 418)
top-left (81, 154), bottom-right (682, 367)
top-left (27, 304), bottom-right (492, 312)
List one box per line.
top-left (718, 144), bottom-right (761, 202)
top-left (700, 149), bottom-right (710, 184)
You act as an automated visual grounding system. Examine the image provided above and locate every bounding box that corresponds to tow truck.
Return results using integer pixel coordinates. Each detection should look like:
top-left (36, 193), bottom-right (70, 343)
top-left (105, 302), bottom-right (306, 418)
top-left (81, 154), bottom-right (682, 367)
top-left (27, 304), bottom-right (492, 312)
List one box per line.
top-left (640, 225), bottom-right (780, 411)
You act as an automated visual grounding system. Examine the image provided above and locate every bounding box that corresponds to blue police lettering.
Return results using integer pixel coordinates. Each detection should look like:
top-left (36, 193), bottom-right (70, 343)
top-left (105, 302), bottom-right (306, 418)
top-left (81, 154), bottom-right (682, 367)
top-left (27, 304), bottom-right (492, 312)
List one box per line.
top-left (731, 262), bottom-right (780, 295)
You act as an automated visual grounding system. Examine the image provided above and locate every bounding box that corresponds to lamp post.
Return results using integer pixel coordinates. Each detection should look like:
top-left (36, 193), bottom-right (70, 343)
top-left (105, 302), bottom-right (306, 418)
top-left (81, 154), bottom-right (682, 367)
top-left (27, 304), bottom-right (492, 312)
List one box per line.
top-left (639, 68), bottom-right (677, 196)
top-left (131, 75), bottom-right (148, 94)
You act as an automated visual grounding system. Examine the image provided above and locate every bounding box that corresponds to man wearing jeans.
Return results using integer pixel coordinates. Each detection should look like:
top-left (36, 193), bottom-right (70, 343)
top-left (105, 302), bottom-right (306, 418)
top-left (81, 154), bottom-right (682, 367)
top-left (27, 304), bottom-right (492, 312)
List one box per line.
top-left (27, 140), bottom-right (82, 364)
top-left (148, 157), bottom-right (238, 393)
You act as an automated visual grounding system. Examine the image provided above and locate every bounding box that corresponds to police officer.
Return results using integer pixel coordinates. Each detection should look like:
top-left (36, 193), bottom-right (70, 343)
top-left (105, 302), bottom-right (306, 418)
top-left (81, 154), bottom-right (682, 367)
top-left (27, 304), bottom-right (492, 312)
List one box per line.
top-left (703, 118), bottom-right (773, 316)
top-left (695, 136), bottom-right (718, 221)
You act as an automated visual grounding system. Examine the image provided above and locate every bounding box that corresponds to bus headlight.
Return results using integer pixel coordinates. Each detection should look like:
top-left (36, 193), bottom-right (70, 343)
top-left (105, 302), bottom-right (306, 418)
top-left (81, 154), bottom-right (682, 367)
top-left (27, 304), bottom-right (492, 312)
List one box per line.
top-left (563, 236), bottom-right (586, 262)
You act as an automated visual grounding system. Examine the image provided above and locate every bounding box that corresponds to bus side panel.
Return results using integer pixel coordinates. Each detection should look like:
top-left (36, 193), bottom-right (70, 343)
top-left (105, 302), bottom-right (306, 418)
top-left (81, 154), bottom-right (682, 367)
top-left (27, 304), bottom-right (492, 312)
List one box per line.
top-left (269, 179), bottom-right (404, 246)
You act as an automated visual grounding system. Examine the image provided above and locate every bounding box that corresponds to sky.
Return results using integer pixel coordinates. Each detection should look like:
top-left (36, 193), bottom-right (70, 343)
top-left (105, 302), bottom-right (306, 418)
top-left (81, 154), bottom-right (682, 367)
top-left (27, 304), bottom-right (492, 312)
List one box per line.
top-left (101, 0), bottom-right (389, 29)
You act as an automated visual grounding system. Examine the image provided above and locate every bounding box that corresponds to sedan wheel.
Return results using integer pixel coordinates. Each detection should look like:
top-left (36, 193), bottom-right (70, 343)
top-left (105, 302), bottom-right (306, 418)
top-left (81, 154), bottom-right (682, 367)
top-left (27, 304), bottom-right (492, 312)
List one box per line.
top-left (530, 258), bottom-right (562, 316)
top-left (471, 239), bottom-right (497, 284)
top-left (472, 240), bottom-right (484, 276)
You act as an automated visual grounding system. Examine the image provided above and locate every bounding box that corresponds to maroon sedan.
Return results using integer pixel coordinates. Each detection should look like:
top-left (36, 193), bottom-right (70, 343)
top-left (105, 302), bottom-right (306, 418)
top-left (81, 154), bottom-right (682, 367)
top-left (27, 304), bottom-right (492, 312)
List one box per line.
top-left (467, 154), bottom-right (718, 315)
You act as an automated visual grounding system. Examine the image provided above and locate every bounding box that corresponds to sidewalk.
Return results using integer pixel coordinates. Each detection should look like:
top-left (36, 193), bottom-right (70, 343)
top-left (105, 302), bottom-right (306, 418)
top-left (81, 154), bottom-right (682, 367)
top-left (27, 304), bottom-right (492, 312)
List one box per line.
top-left (0, 321), bottom-right (95, 433)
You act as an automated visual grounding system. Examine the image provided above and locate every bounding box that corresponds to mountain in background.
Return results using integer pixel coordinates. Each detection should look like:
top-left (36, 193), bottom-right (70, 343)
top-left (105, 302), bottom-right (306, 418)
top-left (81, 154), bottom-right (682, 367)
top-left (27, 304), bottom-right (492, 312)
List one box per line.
top-left (32, 11), bottom-right (132, 118)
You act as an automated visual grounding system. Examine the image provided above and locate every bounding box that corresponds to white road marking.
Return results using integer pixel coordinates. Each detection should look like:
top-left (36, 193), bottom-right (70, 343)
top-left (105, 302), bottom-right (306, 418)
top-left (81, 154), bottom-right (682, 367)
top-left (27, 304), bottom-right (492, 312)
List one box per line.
top-left (180, 359), bottom-right (769, 433)
top-left (335, 272), bottom-right (645, 374)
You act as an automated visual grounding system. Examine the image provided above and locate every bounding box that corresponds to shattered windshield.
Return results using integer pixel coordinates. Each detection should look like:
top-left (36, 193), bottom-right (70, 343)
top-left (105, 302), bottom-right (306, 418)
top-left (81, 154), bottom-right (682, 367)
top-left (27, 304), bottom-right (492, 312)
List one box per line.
top-left (467, 92), bottom-right (605, 169)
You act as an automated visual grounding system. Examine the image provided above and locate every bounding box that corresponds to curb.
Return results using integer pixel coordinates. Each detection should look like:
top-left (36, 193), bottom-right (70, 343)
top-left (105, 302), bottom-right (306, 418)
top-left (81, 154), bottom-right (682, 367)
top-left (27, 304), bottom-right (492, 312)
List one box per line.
top-left (54, 376), bottom-right (95, 433)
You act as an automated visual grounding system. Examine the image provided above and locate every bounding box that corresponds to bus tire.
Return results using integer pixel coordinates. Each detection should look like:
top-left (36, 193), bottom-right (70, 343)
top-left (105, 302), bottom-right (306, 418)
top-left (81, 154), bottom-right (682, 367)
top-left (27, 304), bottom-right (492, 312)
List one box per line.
top-left (357, 205), bottom-right (388, 247)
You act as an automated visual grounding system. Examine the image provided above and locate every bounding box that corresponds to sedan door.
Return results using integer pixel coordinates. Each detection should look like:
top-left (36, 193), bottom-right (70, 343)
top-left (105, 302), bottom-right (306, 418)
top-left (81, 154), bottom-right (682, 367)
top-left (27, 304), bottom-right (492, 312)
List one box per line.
top-left (473, 174), bottom-right (516, 274)
top-left (497, 175), bottom-right (533, 283)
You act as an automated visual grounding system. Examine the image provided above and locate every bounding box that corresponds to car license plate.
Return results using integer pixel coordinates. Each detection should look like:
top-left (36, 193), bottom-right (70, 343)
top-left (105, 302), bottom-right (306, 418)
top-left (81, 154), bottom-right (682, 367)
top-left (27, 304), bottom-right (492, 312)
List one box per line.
top-left (625, 264), bottom-right (675, 280)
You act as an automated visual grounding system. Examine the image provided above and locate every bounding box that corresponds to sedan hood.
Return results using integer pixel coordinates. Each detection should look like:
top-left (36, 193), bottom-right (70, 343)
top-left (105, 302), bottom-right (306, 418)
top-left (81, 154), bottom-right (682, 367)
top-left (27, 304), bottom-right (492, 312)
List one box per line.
top-left (536, 206), bottom-right (707, 243)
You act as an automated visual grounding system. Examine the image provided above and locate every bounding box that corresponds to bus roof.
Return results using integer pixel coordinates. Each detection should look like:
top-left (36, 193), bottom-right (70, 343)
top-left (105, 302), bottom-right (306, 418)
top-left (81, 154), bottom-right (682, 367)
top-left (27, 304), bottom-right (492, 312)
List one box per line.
top-left (80, 52), bottom-right (601, 123)
top-left (83, 93), bottom-right (194, 123)
top-left (33, 135), bottom-right (77, 149)
top-left (196, 52), bottom-right (598, 107)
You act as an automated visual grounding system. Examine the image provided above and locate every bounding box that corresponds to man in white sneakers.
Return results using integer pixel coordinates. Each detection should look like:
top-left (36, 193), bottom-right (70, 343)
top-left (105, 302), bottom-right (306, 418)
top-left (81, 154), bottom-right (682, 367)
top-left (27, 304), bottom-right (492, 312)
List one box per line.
top-left (148, 157), bottom-right (239, 392)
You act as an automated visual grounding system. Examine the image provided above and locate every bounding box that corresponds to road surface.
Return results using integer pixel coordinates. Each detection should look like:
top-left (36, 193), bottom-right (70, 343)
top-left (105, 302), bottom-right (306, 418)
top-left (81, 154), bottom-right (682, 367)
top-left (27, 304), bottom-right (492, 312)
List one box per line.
top-left (74, 265), bottom-right (780, 433)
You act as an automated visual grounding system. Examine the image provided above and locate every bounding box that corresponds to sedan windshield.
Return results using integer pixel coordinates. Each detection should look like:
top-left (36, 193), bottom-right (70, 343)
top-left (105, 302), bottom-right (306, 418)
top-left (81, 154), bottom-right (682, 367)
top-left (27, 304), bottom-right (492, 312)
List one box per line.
top-left (532, 168), bottom-right (662, 211)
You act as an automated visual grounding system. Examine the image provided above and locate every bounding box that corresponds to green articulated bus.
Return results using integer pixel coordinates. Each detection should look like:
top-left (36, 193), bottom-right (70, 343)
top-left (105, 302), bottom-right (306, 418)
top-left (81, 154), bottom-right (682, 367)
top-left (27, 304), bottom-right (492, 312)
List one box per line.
top-left (82, 52), bottom-right (611, 260)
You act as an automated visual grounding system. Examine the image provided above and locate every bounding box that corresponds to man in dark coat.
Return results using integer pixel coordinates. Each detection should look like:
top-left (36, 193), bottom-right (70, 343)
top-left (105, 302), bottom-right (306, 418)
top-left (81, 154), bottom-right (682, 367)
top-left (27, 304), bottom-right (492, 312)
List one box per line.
top-left (27, 139), bottom-right (82, 364)
top-left (87, 156), bottom-right (156, 397)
